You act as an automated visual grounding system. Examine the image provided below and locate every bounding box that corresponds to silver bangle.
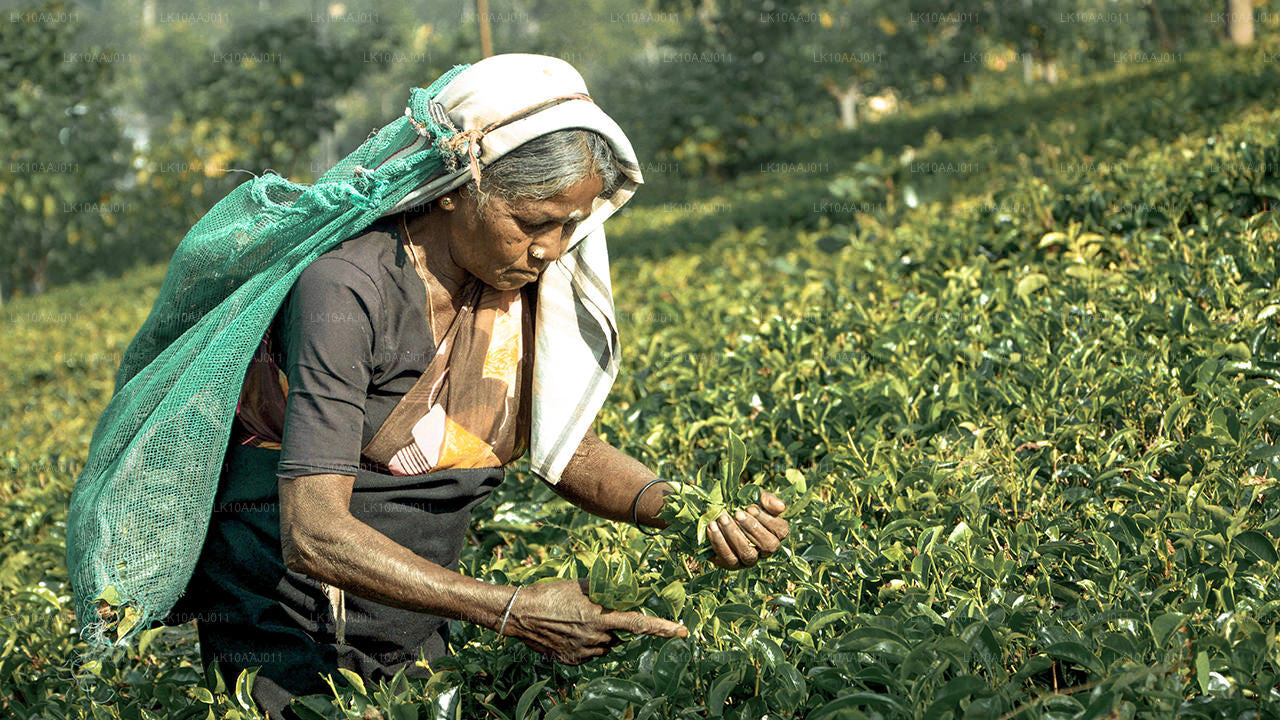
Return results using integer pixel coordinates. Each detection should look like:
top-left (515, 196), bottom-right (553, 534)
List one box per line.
top-left (498, 586), bottom-right (520, 636)
top-left (632, 477), bottom-right (666, 536)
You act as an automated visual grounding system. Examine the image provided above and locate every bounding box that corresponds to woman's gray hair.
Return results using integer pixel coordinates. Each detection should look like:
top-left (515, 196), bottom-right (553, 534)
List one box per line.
top-left (462, 128), bottom-right (625, 213)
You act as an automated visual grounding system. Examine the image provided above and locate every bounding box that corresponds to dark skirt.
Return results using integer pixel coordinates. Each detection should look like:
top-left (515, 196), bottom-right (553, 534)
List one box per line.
top-left (170, 443), bottom-right (504, 718)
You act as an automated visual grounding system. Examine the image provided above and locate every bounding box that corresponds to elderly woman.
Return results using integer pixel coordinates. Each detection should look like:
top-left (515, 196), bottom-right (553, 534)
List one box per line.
top-left (155, 54), bottom-right (790, 717)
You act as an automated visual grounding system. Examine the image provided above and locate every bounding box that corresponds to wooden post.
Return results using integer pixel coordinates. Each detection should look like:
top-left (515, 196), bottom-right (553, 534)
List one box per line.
top-left (477, 0), bottom-right (493, 57)
top-left (1226, 0), bottom-right (1254, 45)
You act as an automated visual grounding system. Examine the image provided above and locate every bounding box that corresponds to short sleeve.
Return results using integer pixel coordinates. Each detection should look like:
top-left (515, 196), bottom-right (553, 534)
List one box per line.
top-left (275, 256), bottom-right (382, 480)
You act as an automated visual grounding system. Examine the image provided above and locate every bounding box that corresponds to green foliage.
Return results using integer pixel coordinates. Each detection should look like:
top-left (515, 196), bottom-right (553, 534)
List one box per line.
top-left (616, 0), bottom-right (985, 176)
top-left (4, 29), bottom-right (1280, 720)
top-left (0, 0), bottom-right (132, 297)
top-left (655, 429), bottom-right (764, 561)
top-left (615, 0), bottom-right (1275, 177)
top-left (150, 16), bottom-right (392, 182)
top-left (120, 15), bottom-right (395, 277)
top-left (2, 4), bottom-right (396, 301)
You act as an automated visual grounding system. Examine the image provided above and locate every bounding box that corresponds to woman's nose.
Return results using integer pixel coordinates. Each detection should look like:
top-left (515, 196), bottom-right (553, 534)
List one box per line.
top-left (531, 236), bottom-right (566, 266)
top-left (526, 247), bottom-right (551, 275)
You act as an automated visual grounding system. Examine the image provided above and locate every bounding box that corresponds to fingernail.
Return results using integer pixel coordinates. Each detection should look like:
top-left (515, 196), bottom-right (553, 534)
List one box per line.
top-left (735, 510), bottom-right (748, 522)
top-left (719, 515), bottom-right (731, 526)
top-left (748, 506), bottom-right (760, 515)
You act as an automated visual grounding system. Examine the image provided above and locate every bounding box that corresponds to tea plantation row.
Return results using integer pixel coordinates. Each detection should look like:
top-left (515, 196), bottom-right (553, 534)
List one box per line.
top-left (2, 41), bottom-right (1279, 719)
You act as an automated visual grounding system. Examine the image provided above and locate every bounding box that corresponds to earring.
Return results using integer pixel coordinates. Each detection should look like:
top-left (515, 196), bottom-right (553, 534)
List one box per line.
top-left (531, 247), bottom-right (546, 260)
top-left (439, 196), bottom-right (455, 210)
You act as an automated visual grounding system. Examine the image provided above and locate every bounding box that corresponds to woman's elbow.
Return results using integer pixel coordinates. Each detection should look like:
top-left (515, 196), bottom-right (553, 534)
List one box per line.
top-left (280, 506), bottom-right (352, 576)
top-left (281, 523), bottom-right (323, 575)
top-left (277, 471), bottom-right (357, 575)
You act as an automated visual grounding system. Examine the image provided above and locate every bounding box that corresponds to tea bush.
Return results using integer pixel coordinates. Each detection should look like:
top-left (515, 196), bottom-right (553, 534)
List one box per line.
top-left (3, 39), bottom-right (1280, 719)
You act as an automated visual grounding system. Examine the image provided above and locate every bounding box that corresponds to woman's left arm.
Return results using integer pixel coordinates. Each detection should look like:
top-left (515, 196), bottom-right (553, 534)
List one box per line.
top-left (551, 428), bottom-right (790, 569)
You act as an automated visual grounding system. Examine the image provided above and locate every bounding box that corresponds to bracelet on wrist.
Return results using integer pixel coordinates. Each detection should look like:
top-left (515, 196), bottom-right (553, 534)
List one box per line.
top-left (631, 477), bottom-right (666, 536)
top-left (498, 586), bottom-right (520, 636)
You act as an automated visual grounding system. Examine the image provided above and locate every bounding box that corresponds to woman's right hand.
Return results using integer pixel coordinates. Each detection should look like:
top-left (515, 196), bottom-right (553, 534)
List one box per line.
top-left (502, 578), bottom-right (688, 664)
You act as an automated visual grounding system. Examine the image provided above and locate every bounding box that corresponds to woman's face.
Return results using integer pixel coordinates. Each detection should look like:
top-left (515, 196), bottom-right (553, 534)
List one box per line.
top-left (442, 175), bottom-right (604, 291)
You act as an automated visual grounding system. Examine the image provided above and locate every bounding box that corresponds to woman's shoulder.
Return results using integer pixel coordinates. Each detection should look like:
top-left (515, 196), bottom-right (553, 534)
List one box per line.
top-left (316, 216), bottom-right (401, 270)
top-left (297, 217), bottom-right (405, 290)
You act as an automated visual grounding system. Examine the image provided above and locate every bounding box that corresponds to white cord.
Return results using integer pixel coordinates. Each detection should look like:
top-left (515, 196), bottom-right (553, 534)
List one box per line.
top-left (498, 586), bottom-right (521, 636)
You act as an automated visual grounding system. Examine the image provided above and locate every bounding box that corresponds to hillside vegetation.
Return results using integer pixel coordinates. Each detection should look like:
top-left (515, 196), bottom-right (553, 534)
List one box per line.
top-left (3, 39), bottom-right (1280, 719)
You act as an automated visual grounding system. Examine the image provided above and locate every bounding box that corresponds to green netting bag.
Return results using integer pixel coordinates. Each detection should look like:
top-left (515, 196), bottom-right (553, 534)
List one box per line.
top-left (66, 64), bottom-right (471, 649)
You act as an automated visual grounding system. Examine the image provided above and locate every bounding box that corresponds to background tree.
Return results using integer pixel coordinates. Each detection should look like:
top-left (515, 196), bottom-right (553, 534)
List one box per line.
top-left (614, 0), bottom-right (986, 174)
top-left (2, 0), bottom-right (1276, 298)
top-left (1227, 0), bottom-right (1255, 44)
top-left (807, 0), bottom-right (987, 130)
top-left (123, 14), bottom-right (395, 272)
top-left (0, 1), bottom-right (132, 298)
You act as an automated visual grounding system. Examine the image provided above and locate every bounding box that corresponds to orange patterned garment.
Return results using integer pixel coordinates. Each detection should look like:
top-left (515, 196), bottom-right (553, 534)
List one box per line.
top-left (383, 282), bottom-right (530, 474)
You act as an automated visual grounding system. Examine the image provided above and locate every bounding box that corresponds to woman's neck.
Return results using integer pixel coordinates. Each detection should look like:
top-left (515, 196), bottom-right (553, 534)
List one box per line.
top-left (403, 211), bottom-right (471, 299)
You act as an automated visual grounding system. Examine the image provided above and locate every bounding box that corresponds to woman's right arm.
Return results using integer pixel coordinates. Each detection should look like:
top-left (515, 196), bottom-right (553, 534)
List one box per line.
top-left (279, 471), bottom-right (511, 628)
top-left (279, 471), bottom-right (685, 663)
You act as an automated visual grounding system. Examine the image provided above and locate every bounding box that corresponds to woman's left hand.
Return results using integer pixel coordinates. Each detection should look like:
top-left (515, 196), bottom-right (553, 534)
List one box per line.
top-left (706, 491), bottom-right (790, 570)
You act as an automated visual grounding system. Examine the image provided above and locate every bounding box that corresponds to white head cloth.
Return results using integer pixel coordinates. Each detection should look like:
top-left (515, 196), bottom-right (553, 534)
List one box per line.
top-left (376, 53), bottom-right (643, 484)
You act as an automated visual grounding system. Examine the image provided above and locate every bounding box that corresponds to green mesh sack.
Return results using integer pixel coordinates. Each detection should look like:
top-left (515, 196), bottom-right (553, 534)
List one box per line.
top-left (66, 64), bottom-right (470, 649)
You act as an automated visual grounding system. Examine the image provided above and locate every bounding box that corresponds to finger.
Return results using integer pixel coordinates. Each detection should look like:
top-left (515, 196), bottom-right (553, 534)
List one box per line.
top-left (523, 640), bottom-right (556, 660)
top-left (599, 611), bottom-right (688, 638)
top-left (734, 509), bottom-right (780, 555)
top-left (707, 520), bottom-right (739, 569)
top-left (582, 644), bottom-right (611, 660)
top-left (747, 505), bottom-right (790, 541)
top-left (759, 491), bottom-right (787, 516)
top-left (587, 629), bottom-right (615, 646)
top-left (717, 513), bottom-right (759, 568)
top-left (522, 636), bottom-right (556, 654)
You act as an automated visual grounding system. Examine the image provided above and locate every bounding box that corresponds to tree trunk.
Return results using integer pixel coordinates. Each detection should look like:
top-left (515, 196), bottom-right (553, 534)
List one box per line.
top-left (476, 0), bottom-right (494, 57)
top-left (1044, 58), bottom-right (1059, 85)
top-left (312, 0), bottom-right (329, 41)
top-left (825, 80), bottom-right (860, 130)
top-left (696, 0), bottom-right (716, 33)
top-left (1145, 1), bottom-right (1173, 50)
top-left (28, 255), bottom-right (48, 296)
top-left (1022, 53), bottom-right (1035, 85)
top-left (1227, 0), bottom-right (1254, 45)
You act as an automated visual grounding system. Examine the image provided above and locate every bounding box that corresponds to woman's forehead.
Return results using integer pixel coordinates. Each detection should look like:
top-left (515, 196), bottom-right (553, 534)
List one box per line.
top-left (502, 176), bottom-right (602, 218)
